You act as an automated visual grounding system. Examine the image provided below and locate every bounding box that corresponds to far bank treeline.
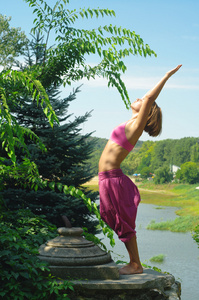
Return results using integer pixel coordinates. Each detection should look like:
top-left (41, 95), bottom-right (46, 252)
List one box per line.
top-left (86, 136), bottom-right (199, 183)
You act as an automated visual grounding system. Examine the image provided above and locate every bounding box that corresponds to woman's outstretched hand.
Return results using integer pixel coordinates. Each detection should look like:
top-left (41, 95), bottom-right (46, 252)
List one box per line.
top-left (166, 64), bottom-right (182, 78)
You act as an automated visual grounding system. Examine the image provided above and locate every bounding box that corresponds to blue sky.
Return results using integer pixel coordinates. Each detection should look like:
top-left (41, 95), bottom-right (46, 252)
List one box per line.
top-left (2, 0), bottom-right (199, 141)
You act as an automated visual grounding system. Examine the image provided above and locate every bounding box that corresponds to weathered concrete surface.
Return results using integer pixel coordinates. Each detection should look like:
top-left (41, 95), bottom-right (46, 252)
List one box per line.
top-left (70, 268), bottom-right (175, 290)
top-left (49, 261), bottom-right (119, 280)
top-left (64, 268), bottom-right (181, 300)
top-left (38, 227), bottom-right (118, 280)
top-left (39, 227), bottom-right (112, 266)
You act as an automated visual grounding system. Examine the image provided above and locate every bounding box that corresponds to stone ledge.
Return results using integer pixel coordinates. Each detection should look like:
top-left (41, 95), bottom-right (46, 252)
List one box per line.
top-left (49, 261), bottom-right (119, 280)
top-left (69, 268), bottom-right (175, 291)
top-left (63, 268), bottom-right (180, 300)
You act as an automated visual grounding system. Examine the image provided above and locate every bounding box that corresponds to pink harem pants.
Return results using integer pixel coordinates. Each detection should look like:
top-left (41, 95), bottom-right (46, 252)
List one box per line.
top-left (98, 168), bottom-right (141, 243)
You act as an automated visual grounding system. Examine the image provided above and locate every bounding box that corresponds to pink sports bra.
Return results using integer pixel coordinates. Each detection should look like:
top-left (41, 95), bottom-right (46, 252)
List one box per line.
top-left (110, 122), bottom-right (134, 152)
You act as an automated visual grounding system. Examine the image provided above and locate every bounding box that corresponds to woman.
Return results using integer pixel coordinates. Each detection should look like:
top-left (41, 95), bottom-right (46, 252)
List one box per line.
top-left (98, 65), bottom-right (182, 275)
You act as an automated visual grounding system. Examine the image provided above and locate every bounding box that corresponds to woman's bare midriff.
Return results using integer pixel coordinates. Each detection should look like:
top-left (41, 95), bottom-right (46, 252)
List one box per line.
top-left (98, 140), bottom-right (129, 172)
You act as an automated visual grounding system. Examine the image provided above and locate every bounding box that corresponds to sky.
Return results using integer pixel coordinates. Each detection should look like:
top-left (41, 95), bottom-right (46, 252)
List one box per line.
top-left (1, 0), bottom-right (199, 141)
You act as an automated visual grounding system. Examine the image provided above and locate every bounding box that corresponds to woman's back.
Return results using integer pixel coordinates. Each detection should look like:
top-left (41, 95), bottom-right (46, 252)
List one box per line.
top-left (98, 120), bottom-right (137, 172)
top-left (98, 139), bottom-right (129, 172)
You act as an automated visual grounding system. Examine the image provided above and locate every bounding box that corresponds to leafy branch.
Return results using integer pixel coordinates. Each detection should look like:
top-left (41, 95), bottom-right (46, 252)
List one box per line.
top-left (24, 0), bottom-right (156, 109)
top-left (0, 69), bottom-right (59, 164)
top-left (36, 178), bottom-right (115, 248)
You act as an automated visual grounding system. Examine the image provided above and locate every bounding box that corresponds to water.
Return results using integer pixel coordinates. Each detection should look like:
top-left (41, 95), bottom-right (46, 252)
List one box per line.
top-left (97, 203), bottom-right (199, 300)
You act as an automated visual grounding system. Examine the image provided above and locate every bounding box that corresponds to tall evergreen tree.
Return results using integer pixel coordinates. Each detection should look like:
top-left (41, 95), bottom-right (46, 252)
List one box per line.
top-left (1, 33), bottom-right (98, 231)
top-left (1, 0), bottom-right (157, 236)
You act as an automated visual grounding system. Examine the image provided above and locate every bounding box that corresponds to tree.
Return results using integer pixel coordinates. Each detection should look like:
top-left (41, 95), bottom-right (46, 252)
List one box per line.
top-left (149, 138), bottom-right (199, 171)
top-left (0, 14), bottom-right (28, 68)
top-left (1, 0), bottom-right (157, 249)
top-left (176, 162), bottom-right (199, 184)
top-left (154, 166), bottom-right (173, 184)
top-left (1, 33), bottom-right (99, 231)
top-left (150, 141), bottom-right (167, 171)
top-left (190, 143), bottom-right (199, 162)
top-left (0, 68), bottom-right (58, 186)
top-left (24, 0), bottom-right (156, 108)
top-left (0, 65), bottom-right (114, 245)
top-left (1, 86), bottom-right (99, 230)
top-left (137, 142), bottom-right (155, 173)
top-left (140, 166), bottom-right (151, 179)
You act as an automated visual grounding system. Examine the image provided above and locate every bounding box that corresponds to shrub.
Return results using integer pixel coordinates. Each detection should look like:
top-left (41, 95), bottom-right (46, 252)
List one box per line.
top-left (193, 225), bottom-right (199, 248)
top-left (0, 209), bottom-right (74, 299)
top-left (154, 166), bottom-right (173, 184)
top-left (140, 166), bottom-right (151, 179)
top-left (176, 162), bottom-right (199, 184)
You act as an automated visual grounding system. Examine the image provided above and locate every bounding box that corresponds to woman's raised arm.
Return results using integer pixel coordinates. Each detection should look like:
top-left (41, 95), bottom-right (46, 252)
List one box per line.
top-left (142, 64), bottom-right (182, 103)
top-left (132, 65), bottom-right (182, 137)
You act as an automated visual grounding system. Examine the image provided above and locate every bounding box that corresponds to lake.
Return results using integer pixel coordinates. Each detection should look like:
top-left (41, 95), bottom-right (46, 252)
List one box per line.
top-left (97, 203), bottom-right (199, 300)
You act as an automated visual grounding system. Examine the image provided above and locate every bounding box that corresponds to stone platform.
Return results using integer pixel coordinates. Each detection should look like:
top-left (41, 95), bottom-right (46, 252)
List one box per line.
top-left (38, 227), bottom-right (181, 299)
top-left (49, 261), bottom-right (119, 280)
top-left (65, 268), bottom-right (181, 300)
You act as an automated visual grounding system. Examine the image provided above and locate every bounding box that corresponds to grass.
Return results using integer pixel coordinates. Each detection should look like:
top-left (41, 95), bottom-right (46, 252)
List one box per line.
top-left (139, 181), bottom-right (199, 232)
top-left (139, 181), bottom-right (199, 212)
top-left (147, 216), bottom-right (199, 232)
top-left (149, 254), bottom-right (166, 263)
top-left (84, 184), bottom-right (99, 192)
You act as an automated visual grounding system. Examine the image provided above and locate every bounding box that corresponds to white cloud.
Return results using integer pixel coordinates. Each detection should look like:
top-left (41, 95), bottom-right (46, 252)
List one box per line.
top-left (80, 77), bottom-right (108, 88)
top-left (80, 75), bottom-right (199, 91)
top-left (182, 35), bottom-right (199, 41)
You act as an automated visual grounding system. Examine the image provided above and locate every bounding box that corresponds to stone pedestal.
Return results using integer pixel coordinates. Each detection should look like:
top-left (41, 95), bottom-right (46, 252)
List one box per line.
top-left (38, 227), bottom-right (181, 299)
top-left (38, 227), bottom-right (119, 280)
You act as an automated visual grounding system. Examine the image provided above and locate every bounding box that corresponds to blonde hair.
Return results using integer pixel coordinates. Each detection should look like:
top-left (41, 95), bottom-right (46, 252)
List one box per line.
top-left (144, 102), bottom-right (162, 137)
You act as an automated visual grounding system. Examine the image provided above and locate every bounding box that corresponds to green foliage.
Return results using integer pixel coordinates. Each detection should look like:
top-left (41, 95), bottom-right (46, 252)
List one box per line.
top-left (121, 140), bottom-right (153, 175)
top-left (193, 225), bottom-right (199, 248)
top-left (1, 82), bottom-right (99, 231)
top-left (82, 227), bottom-right (111, 252)
top-left (125, 138), bottom-right (199, 178)
top-left (0, 68), bottom-right (59, 194)
top-left (154, 166), bottom-right (173, 184)
top-left (59, 183), bottom-right (115, 247)
top-left (121, 140), bottom-right (143, 175)
top-left (190, 143), bottom-right (199, 162)
top-left (24, 0), bottom-right (156, 108)
top-left (85, 137), bottom-right (199, 177)
top-left (150, 138), bottom-right (199, 171)
top-left (147, 216), bottom-right (199, 232)
top-left (0, 68), bottom-right (58, 156)
top-left (140, 166), bottom-right (152, 179)
top-left (0, 14), bottom-right (28, 68)
top-left (1, 30), bottom-right (99, 232)
top-left (86, 137), bottom-right (108, 174)
top-left (176, 161), bottom-right (199, 184)
top-left (137, 142), bottom-right (155, 172)
top-left (141, 263), bottom-right (162, 273)
top-left (0, 209), bottom-right (74, 300)
top-left (149, 254), bottom-right (165, 263)
top-left (0, 13), bottom-right (115, 246)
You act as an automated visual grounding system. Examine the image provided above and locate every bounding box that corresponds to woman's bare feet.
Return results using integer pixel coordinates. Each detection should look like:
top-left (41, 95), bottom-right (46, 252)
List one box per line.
top-left (120, 235), bottom-right (143, 275)
top-left (119, 263), bottom-right (143, 275)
